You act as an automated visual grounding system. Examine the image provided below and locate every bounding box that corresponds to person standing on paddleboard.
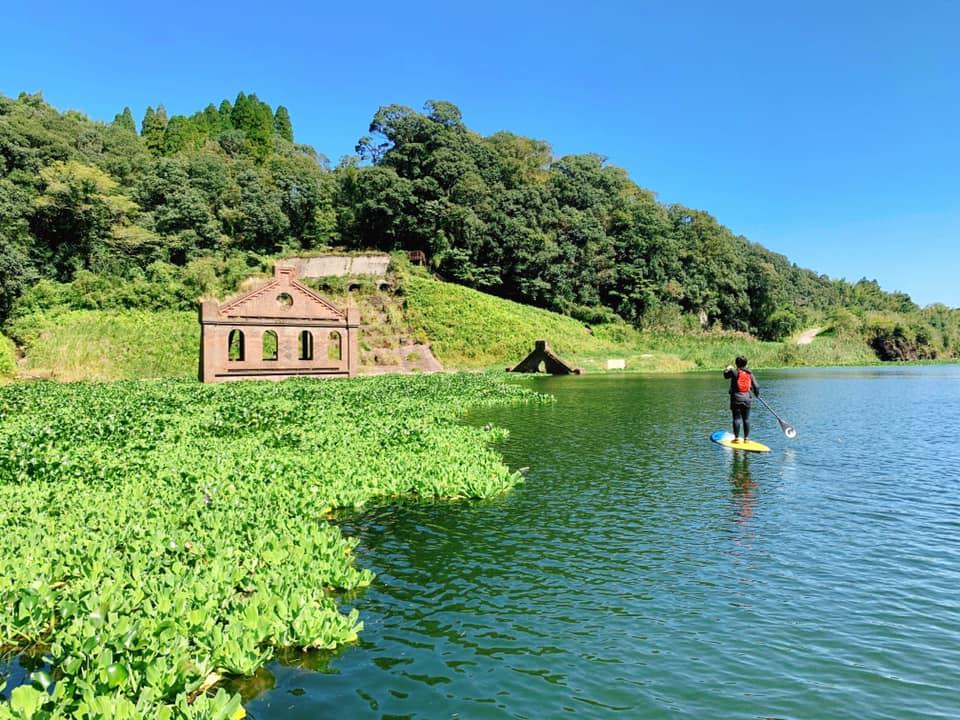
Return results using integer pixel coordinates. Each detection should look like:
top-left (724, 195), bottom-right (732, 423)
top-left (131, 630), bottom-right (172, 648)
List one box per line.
top-left (723, 356), bottom-right (760, 444)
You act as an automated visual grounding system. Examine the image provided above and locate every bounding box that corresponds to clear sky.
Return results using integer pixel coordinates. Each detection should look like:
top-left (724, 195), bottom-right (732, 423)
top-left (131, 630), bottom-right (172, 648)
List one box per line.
top-left (3, 0), bottom-right (958, 307)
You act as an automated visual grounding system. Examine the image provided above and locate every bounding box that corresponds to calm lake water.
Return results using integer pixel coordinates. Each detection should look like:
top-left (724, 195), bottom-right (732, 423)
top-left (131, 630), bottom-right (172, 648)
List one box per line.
top-left (245, 366), bottom-right (960, 719)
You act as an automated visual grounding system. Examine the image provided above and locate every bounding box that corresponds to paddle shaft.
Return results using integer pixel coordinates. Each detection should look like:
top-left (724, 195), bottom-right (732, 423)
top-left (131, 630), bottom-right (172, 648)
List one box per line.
top-left (755, 395), bottom-right (784, 422)
top-left (755, 395), bottom-right (797, 437)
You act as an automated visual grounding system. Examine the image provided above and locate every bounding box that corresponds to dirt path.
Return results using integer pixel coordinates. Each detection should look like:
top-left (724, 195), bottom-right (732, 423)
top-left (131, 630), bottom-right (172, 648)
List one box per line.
top-left (795, 327), bottom-right (823, 345)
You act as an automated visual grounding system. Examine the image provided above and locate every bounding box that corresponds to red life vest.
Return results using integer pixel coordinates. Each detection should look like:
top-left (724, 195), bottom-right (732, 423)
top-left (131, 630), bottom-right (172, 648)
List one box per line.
top-left (736, 369), bottom-right (752, 393)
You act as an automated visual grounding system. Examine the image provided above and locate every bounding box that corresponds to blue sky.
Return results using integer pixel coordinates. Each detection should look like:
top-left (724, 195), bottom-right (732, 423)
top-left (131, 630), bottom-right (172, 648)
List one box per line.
top-left (3, 0), bottom-right (958, 306)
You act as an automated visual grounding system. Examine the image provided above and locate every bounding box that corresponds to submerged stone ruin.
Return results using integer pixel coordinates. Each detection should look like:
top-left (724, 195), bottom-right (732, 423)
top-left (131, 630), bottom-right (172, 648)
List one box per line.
top-left (507, 340), bottom-right (582, 375)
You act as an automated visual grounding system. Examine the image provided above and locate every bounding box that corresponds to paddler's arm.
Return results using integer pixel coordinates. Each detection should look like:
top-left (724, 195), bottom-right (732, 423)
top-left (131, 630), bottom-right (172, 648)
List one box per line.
top-left (723, 365), bottom-right (735, 379)
top-left (751, 375), bottom-right (760, 397)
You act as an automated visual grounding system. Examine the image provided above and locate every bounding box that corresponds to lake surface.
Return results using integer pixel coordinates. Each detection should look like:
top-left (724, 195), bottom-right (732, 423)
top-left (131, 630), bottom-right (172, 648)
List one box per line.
top-left (246, 366), bottom-right (960, 719)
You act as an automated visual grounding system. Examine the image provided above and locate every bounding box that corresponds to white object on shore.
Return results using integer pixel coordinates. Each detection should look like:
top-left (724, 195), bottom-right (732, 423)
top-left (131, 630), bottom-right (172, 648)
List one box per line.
top-left (606, 359), bottom-right (626, 370)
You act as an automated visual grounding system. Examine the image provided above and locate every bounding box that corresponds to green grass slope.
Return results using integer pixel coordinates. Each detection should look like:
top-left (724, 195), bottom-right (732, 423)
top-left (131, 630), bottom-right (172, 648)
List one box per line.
top-left (402, 275), bottom-right (877, 371)
top-left (4, 274), bottom-right (880, 382)
top-left (402, 275), bottom-right (622, 367)
top-left (9, 310), bottom-right (198, 381)
top-left (620, 330), bottom-right (878, 371)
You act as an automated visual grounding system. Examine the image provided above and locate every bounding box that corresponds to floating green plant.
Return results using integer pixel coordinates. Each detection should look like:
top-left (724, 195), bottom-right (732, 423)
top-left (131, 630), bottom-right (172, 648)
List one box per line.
top-left (0, 374), bottom-right (545, 718)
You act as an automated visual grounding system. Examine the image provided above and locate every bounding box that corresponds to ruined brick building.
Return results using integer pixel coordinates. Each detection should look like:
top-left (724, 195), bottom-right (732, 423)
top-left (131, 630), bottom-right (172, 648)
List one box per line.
top-left (199, 264), bottom-right (358, 382)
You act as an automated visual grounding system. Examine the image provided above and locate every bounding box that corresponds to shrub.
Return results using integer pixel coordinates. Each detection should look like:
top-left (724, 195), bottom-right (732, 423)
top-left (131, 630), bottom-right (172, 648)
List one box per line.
top-left (6, 256), bottom-right (269, 323)
top-left (763, 308), bottom-right (801, 341)
top-left (639, 301), bottom-right (686, 332)
top-left (828, 307), bottom-right (862, 339)
top-left (0, 334), bottom-right (15, 378)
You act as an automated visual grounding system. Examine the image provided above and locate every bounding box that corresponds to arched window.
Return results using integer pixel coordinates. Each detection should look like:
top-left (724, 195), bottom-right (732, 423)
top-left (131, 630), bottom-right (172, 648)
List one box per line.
top-left (228, 329), bottom-right (245, 361)
top-left (262, 330), bottom-right (278, 361)
top-left (299, 330), bottom-right (314, 360)
top-left (328, 331), bottom-right (342, 361)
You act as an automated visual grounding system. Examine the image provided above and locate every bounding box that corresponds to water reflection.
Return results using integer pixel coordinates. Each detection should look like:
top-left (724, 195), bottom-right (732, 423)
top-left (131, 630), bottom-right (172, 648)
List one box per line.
top-left (226, 666), bottom-right (277, 704)
top-left (223, 645), bottom-right (350, 704)
top-left (0, 650), bottom-right (53, 701)
top-left (728, 453), bottom-right (756, 524)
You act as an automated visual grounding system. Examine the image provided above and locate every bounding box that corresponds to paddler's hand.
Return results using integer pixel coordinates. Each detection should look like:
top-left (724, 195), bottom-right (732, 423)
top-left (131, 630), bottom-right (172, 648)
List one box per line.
top-left (724, 365), bottom-right (734, 373)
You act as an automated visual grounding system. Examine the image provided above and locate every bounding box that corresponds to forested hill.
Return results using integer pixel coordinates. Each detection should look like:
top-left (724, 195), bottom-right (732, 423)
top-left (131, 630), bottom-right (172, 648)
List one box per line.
top-left (1, 91), bottom-right (957, 359)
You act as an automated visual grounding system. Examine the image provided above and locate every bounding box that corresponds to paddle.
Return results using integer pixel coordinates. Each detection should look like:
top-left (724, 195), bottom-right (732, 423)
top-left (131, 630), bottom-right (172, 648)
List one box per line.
top-left (756, 395), bottom-right (797, 438)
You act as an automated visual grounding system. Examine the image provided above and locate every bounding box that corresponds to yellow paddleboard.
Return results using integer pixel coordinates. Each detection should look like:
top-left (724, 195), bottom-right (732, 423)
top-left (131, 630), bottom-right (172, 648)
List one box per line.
top-left (710, 431), bottom-right (770, 453)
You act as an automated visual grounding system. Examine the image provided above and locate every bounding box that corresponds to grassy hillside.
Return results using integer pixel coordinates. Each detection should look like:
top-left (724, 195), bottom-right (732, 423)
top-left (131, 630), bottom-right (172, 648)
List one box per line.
top-left (402, 275), bottom-right (622, 366)
top-left (9, 310), bottom-right (198, 381)
top-left (617, 330), bottom-right (878, 371)
top-left (402, 275), bottom-right (877, 371)
top-left (4, 274), bottom-right (881, 382)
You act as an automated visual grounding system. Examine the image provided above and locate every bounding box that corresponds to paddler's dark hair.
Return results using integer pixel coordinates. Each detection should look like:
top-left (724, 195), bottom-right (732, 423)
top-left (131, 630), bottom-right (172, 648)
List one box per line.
top-left (735, 356), bottom-right (748, 368)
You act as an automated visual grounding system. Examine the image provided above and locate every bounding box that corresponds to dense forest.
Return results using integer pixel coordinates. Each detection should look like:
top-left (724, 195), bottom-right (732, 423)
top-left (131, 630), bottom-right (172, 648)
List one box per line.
top-left (1, 91), bottom-right (957, 359)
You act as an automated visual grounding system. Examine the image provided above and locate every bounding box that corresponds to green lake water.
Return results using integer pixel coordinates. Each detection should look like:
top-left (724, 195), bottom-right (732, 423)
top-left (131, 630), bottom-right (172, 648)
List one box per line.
top-left (250, 366), bottom-right (960, 718)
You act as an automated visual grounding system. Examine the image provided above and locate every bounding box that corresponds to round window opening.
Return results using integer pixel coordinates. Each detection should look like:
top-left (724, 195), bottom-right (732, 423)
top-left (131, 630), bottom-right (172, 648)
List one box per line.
top-left (276, 293), bottom-right (293, 308)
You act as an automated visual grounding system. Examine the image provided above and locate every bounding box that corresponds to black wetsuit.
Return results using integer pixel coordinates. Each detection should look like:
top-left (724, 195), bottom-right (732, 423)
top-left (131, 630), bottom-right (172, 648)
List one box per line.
top-left (723, 367), bottom-right (760, 439)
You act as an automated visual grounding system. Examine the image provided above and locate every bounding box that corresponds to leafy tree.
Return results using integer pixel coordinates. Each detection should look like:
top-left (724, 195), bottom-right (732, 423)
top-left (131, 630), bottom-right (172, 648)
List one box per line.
top-left (135, 157), bottom-right (221, 254)
top-left (273, 106), bottom-right (293, 142)
top-left (764, 308), bottom-right (801, 340)
top-left (1, 92), bottom-right (80, 173)
top-left (163, 115), bottom-right (191, 155)
top-left (0, 238), bottom-right (37, 320)
top-left (97, 122), bottom-right (153, 186)
top-left (216, 129), bottom-right (248, 157)
top-left (218, 99), bottom-right (233, 129)
top-left (424, 99), bottom-right (463, 127)
top-left (828, 306), bottom-right (858, 336)
top-left (30, 160), bottom-right (148, 279)
top-left (606, 187), bottom-right (678, 322)
top-left (112, 107), bottom-right (136, 133)
top-left (336, 163), bottom-right (414, 249)
top-left (140, 105), bottom-right (168, 155)
top-left (483, 131), bottom-right (551, 188)
top-left (231, 92), bottom-right (274, 159)
top-left (233, 166), bottom-right (289, 251)
top-left (669, 206), bottom-right (748, 328)
top-left (269, 152), bottom-right (333, 247)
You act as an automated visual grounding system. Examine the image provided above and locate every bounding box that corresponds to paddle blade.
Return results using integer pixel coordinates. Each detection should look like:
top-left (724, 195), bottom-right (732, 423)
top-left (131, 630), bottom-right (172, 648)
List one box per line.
top-left (757, 395), bottom-right (797, 438)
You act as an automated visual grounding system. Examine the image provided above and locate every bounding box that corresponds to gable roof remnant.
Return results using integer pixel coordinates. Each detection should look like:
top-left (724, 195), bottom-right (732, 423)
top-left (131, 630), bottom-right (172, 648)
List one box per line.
top-left (507, 340), bottom-right (582, 375)
top-left (218, 264), bottom-right (345, 320)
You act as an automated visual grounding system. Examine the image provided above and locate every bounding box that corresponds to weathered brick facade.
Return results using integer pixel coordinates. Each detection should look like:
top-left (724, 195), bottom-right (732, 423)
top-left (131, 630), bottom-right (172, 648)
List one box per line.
top-left (199, 265), bottom-right (358, 382)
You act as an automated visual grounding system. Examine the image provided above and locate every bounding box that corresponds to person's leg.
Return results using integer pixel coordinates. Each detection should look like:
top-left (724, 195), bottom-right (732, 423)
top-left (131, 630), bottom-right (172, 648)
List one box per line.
top-left (731, 405), bottom-right (742, 440)
top-left (742, 404), bottom-right (751, 441)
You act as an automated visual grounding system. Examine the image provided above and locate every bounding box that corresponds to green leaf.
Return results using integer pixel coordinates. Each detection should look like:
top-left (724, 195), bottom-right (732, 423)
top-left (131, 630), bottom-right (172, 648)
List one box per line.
top-left (10, 685), bottom-right (46, 719)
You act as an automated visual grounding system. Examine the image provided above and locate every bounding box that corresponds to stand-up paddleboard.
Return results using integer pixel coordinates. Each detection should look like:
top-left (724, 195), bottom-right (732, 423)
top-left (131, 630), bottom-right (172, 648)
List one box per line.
top-left (710, 431), bottom-right (770, 453)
